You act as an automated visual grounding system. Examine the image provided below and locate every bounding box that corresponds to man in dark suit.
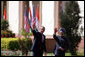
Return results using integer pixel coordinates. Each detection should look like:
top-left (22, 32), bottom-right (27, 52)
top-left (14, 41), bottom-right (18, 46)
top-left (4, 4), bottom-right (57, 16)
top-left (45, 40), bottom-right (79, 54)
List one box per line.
top-left (31, 23), bottom-right (47, 56)
top-left (53, 27), bottom-right (69, 56)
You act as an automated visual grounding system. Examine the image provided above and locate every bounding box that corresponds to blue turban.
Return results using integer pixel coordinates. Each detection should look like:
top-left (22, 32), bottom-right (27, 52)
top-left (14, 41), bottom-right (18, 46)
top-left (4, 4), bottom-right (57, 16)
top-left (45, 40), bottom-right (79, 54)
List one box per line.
top-left (59, 27), bottom-right (66, 33)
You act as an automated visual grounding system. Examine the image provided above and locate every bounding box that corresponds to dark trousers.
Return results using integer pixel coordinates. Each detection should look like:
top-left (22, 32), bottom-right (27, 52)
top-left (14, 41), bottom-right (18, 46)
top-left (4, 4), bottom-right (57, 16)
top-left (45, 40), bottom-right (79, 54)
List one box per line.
top-left (55, 54), bottom-right (65, 56)
top-left (55, 52), bottom-right (65, 56)
top-left (33, 51), bottom-right (43, 56)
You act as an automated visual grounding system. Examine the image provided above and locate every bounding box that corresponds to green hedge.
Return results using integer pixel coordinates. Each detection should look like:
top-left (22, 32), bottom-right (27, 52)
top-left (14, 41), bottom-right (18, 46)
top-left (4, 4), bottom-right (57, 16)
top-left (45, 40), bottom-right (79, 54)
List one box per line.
top-left (1, 38), bottom-right (32, 51)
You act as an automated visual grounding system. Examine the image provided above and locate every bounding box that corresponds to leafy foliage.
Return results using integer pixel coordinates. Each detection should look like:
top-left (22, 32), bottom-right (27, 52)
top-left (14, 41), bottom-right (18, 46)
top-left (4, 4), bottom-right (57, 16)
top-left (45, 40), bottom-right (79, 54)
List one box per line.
top-left (1, 38), bottom-right (32, 52)
top-left (1, 20), bottom-right (9, 30)
top-left (60, 1), bottom-right (82, 55)
top-left (21, 29), bottom-right (32, 38)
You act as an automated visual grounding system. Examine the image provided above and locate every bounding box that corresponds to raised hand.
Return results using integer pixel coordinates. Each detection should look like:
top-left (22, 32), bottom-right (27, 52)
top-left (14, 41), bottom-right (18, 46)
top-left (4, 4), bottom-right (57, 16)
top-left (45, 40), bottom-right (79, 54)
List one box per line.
top-left (32, 22), bottom-right (36, 29)
top-left (54, 28), bottom-right (58, 34)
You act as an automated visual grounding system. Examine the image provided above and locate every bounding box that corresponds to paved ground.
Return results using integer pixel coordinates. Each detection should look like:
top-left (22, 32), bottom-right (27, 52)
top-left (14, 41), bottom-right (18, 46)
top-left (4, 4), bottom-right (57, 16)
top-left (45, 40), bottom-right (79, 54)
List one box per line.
top-left (1, 50), bottom-right (84, 56)
top-left (1, 50), bottom-right (54, 56)
top-left (1, 50), bottom-right (33, 56)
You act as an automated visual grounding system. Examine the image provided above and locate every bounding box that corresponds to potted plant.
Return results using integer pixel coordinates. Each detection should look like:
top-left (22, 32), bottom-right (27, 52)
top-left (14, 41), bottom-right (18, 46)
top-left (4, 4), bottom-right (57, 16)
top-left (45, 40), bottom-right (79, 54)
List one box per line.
top-left (6, 29), bottom-right (10, 37)
top-left (8, 31), bottom-right (12, 37)
top-left (1, 30), bottom-right (3, 37)
top-left (4, 31), bottom-right (7, 37)
top-left (12, 33), bottom-right (15, 38)
top-left (6, 30), bottom-right (9, 38)
top-left (8, 32), bottom-right (10, 37)
top-left (1, 30), bottom-right (4, 38)
top-left (5, 34), bottom-right (7, 38)
top-left (9, 33), bottom-right (12, 37)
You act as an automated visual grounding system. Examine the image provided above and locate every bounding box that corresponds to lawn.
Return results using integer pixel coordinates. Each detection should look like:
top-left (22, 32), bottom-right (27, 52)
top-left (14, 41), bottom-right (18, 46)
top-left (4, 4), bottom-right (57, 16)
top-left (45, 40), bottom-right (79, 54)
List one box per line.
top-left (46, 52), bottom-right (72, 56)
top-left (1, 50), bottom-right (84, 56)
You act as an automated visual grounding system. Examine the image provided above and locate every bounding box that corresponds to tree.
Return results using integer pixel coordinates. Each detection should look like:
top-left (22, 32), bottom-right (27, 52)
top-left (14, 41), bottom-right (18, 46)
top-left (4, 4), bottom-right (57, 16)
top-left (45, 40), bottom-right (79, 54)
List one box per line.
top-left (60, 1), bottom-right (82, 55)
top-left (1, 20), bottom-right (9, 30)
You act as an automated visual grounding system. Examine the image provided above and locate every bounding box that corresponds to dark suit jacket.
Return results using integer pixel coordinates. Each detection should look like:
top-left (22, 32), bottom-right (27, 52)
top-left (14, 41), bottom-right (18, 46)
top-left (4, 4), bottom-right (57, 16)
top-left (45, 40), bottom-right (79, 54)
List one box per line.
top-left (31, 30), bottom-right (47, 53)
top-left (53, 34), bottom-right (69, 55)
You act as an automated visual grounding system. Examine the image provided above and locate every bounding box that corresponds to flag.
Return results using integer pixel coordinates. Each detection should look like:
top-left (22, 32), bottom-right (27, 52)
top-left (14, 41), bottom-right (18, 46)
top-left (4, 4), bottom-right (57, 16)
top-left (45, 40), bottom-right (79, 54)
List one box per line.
top-left (29, 1), bottom-right (33, 18)
top-left (24, 6), bottom-right (30, 33)
top-left (29, 6), bottom-right (32, 31)
top-left (36, 6), bottom-right (39, 30)
top-left (32, 5), bottom-right (36, 28)
top-left (29, 2), bottom-right (36, 29)
top-left (29, 7), bottom-right (32, 26)
top-left (3, 8), bottom-right (6, 20)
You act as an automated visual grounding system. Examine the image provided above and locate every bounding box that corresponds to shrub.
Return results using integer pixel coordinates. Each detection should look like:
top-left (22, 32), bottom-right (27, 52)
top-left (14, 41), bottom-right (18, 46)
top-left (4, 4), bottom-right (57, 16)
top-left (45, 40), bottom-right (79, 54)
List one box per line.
top-left (21, 29), bottom-right (32, 38)
top-left (8, 40), bottom-right (20, 51)
top-left (1, 20), bottom-right (15, 38)
top-left (18, 38), bottom-right (32, 55)
top-left (1, 38), bottom-right (32, 51)
top-left (1, 30), bottom-right (15, 38)
top-left (1, 38), bottom-right (18, 50)
top-left (1, 20), bottom-right (9, 30)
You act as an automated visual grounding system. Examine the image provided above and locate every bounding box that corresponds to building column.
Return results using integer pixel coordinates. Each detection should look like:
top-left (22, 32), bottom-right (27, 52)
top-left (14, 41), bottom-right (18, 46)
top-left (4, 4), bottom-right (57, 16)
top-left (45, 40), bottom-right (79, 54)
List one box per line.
top-left (8, 1), bottom-right (19, 35)
top-left (54, 1), bottom-right (61, 30)
top-left (39, 1), bottom-right (42, 26)
top-left (7, 1), bottom-right (9, 20)
top-left (19, 1), bottom-right (24, 35)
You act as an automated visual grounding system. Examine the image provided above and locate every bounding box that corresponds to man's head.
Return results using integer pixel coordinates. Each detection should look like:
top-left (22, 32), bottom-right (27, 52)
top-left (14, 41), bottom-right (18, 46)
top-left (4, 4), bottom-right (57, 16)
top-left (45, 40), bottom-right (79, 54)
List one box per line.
top-left (59, 27), bottom-right (66, 36)
top-left (39, 26), bottom-right (45, 34)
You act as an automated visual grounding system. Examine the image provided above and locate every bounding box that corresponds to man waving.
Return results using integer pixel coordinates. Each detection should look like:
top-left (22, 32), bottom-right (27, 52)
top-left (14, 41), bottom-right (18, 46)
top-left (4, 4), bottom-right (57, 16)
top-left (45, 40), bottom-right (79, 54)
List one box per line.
top-left (53, 27), bottom-right (69, 56)
top-left (31, 23), bottom-right (47, 56)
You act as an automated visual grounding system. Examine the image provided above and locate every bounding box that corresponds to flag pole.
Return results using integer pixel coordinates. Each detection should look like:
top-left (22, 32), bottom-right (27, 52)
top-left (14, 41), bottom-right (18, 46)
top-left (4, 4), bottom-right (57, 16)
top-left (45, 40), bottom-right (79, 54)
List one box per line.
top-left (28, 6), bottom-right (32, 32)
